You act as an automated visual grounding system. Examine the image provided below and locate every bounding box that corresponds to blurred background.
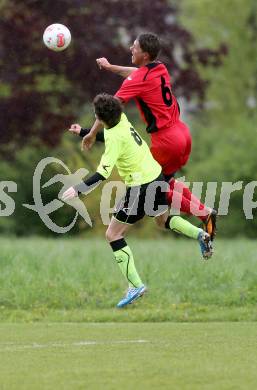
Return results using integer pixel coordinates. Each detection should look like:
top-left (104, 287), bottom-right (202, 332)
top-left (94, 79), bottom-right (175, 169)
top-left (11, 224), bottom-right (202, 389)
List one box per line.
top-left (0, 0), bottom-right (256, 238)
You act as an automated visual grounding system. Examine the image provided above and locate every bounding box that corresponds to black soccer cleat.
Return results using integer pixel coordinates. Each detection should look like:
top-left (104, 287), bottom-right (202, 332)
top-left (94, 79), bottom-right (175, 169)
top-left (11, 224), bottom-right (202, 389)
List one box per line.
top-left (203, 209), bottom-right (217, 241)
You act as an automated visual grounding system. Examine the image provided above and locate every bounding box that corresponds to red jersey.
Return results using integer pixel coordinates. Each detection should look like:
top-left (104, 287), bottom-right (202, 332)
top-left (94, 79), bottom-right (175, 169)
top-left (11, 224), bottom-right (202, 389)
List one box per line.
top-left (115, 62), bottom-right (180, 133)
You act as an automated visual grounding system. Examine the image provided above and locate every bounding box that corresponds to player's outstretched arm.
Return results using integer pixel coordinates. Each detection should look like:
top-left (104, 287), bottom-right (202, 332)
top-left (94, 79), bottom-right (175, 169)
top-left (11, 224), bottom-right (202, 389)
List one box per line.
top-left (62, 172), bottom-right (105, 201)
top-left (96, 57), bottom-right (136, 78)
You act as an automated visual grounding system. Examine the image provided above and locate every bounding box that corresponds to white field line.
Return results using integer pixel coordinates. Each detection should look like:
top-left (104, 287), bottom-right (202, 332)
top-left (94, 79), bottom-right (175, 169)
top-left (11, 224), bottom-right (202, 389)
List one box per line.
top-left (0, 339), bottom-right (149, 351)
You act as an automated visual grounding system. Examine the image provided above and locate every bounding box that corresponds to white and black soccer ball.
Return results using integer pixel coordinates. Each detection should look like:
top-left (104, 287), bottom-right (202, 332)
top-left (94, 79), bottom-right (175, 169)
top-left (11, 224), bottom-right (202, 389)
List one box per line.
top-left (43, 23), bottom-right (71, 52)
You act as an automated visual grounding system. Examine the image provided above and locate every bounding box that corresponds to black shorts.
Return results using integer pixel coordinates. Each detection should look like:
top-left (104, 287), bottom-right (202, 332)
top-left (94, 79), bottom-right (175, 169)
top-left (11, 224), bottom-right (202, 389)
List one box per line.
top-left (113, 174), bottom-right (169, 225)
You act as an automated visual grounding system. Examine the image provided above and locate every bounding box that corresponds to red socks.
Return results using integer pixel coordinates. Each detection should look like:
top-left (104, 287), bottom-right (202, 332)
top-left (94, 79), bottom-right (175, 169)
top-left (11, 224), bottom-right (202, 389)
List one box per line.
top-left (167, 179), bottom-right (210, 221)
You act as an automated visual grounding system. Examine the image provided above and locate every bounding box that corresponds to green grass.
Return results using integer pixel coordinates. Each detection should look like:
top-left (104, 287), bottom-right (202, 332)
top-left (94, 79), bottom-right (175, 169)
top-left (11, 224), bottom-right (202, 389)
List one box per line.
top-left (0, 237), bottom-right (256, 322)
top-left (0, 322), bottom-right (256, 389)
top-left (0, 239), bottom-right (256, 388)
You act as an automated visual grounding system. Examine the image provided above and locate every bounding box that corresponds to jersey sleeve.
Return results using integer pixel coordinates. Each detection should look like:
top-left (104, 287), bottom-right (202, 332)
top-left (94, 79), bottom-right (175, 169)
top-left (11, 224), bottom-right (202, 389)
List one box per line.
top-left (96, 134), bottom-right (120, 179)
top-left (115, 73), bottom-right (144, 103)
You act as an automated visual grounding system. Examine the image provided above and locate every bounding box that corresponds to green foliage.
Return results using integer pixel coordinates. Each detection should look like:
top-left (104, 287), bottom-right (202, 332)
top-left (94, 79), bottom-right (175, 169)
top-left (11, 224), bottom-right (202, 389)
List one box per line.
top-left (187, 112), bottom-right (257, 237)
top-left (180, 0), bottom-right (257, 237)
top-left (0, 137), bottom-right (105, 236)
top-left (180, 0), bottom-right (257, 110)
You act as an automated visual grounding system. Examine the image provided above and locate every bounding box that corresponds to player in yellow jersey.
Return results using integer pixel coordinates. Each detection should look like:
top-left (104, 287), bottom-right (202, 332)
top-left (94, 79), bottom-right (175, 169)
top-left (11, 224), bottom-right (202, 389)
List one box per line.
top-left (63, 94), bottom-right (212, 308)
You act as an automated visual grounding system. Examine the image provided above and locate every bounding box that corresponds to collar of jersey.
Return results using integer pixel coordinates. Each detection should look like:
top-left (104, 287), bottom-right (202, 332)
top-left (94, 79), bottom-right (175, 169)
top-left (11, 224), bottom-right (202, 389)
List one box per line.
top-left (145, 61), bottom-right (162, 70)
top-left (104, 113), bottom-right (127, 131)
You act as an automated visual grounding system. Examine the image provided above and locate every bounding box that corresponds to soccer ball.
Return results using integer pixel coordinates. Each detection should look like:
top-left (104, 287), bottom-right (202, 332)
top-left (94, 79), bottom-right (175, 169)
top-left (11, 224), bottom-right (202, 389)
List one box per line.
top-left (43, 23), bottom-right (71, 52)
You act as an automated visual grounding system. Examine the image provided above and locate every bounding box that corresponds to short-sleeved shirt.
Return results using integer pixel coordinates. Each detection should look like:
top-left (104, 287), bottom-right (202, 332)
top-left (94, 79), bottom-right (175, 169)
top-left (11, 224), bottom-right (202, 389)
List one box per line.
top-left (115, 62), bottom-right (180, 134)
top-left (96, 113), bottom-right (161, 186)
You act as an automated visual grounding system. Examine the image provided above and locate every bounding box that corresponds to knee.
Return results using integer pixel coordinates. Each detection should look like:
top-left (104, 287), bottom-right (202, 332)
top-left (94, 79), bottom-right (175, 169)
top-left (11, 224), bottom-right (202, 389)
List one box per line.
top-left (155, 214), bottom-right (166, 229)
top-left (105, 228), bottom-right (113, 242)
top-left (105, 227), bottom-right (120, 242)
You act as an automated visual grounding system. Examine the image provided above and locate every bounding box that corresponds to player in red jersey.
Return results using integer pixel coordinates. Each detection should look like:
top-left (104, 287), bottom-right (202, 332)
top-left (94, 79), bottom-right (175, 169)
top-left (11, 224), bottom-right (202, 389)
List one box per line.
top-left (82, 33), bottom-right (216, 240)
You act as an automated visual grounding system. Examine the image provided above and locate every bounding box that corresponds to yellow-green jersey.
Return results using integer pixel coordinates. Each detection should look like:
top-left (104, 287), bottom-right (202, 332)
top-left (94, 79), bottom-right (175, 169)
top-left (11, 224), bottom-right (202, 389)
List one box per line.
top-left (97, 113), bottom-right (161, 186)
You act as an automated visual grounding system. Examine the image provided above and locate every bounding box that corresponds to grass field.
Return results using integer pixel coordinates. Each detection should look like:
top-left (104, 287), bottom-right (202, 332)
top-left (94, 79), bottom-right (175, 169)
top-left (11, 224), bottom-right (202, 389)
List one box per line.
top-left (0, 238), bottom-right (256, 389)
top-left (0, 322), bottom-right (256, 389)
top-left (0, 237), bottom-right (256, 322)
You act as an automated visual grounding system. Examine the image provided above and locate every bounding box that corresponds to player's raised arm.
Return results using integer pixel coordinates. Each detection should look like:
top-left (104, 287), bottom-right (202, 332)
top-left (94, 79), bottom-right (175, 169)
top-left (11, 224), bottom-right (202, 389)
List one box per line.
top-left (68, 123), bottom-right (82, 135)
top-left (68, 123), bottom-right (105, 144)
top-left (96, 57), bottom-right (136, 78)
top-left (81, 119), bottom-right (103, 151)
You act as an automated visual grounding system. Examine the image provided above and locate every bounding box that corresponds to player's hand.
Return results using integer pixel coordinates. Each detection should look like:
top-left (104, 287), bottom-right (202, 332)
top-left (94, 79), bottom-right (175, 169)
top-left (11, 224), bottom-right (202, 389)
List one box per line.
top-left (69, 124), bottom-right (81, 135)
top-left (96, 57), bottom-right (111, 70)
top-left (62, 186), bottom-right (78, 201)
top-left (81, 133), bottom-right (96, 151)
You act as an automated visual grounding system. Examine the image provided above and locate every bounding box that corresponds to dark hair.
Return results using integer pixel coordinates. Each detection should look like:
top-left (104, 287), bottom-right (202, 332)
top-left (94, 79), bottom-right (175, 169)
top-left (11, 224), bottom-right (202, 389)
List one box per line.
top-left (93, 93), bottom-right (122, 128)
top-left (137, 33), bottom-right (161, 61)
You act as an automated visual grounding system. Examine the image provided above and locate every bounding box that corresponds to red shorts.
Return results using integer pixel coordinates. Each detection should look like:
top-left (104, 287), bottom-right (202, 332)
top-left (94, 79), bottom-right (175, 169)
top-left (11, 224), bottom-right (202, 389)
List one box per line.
top-left (150, 120), bottom-right (192, 176)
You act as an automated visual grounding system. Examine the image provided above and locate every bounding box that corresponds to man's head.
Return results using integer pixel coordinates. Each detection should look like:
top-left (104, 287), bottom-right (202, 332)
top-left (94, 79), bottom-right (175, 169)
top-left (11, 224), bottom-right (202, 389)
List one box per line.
top-left (130, 33), bottom-right (161, 66)
top-left (93, 93), bottom-right (122, 128)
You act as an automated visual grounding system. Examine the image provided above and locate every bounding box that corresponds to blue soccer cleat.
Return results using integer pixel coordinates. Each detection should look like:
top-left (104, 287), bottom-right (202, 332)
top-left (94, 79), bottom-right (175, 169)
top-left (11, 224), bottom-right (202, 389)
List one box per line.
top-left (198, 231), bottom-right (213, 260)
top-left (117, 285), bottom-right (147, 308)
